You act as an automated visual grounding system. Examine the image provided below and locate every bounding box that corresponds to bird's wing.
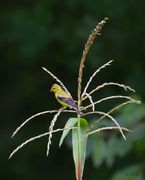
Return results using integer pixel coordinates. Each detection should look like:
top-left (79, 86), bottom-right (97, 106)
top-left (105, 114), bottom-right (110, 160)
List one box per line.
top-left (57, 95), bottom-right (77, 108)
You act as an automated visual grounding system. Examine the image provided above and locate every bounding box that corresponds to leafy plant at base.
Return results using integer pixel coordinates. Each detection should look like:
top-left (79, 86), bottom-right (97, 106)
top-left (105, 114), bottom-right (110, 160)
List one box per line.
top-left (9, 17), bottom-right (141, 180)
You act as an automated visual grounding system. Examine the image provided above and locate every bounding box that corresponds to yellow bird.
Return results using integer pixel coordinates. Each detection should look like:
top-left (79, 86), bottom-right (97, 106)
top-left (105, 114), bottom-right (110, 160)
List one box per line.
top-left (50, 84), bottom-right (81, 115)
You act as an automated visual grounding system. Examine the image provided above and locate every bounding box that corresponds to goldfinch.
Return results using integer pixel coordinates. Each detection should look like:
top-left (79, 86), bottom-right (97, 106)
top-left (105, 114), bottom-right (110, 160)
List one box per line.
top-left (50, 84), bottom-right (81, 115)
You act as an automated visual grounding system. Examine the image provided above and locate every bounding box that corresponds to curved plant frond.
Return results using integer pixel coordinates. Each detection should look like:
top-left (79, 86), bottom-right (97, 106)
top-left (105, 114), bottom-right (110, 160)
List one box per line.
top-left (82, 82), bottom-right (135, 102)
top-left (81, 60), bottom-right (113, 99)
top-left (81, 95), bottom-right (140, 111)
top-left (9, 126), bottom-right (77, 159)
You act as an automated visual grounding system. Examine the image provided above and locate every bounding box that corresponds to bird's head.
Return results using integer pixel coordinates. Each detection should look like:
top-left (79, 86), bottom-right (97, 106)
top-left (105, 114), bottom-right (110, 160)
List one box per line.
top-left (50, 84), bottom-right (62, 93)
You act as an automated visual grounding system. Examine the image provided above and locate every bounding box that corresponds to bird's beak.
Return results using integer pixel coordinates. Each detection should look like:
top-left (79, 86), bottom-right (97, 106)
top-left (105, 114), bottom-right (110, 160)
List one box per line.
top-left (50, 88), bottom-right (52, 92)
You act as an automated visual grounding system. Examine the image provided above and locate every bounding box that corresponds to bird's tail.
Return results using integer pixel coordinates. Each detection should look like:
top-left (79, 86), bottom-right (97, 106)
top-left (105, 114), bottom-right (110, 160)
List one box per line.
top-left (74, 107), bottom-right (83, 115)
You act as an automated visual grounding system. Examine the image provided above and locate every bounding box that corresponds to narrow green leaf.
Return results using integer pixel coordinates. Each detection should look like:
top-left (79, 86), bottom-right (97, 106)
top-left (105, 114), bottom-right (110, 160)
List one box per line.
top-left (72, 118), bottom-right (88, 180)
top-left (59, 118), bottom-right (78, 147)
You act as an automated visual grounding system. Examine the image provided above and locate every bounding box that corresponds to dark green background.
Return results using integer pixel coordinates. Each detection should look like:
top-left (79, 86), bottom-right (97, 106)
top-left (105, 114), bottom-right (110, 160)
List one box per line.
top-left (1, 0), bottom-right (145, 179)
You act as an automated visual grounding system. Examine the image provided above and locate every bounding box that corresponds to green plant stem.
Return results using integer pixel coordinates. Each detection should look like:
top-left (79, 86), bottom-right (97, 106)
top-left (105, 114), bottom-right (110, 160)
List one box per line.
top-left (77, 116), bottom-right (82, 180)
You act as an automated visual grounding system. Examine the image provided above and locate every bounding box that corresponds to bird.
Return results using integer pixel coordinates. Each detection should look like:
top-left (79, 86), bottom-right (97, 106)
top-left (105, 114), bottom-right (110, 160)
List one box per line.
top-left (50, 84), bottom-right (82, 115)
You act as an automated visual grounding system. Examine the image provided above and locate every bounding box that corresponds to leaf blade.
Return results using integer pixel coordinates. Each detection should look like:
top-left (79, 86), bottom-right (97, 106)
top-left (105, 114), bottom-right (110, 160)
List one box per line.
top-left (59, 118), bottom-right (78, 147)
top-left (72, 118), bottom-right (88, 180)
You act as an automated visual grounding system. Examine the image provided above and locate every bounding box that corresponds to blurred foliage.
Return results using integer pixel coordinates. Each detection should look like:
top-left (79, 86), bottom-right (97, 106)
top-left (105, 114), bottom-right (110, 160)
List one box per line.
top-left (0, 0), bottom-right (145, 179)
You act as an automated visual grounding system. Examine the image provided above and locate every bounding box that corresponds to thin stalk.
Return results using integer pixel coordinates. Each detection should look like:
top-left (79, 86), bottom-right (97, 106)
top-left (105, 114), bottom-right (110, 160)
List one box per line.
top-left (77, 116), bottom-right (81, 180)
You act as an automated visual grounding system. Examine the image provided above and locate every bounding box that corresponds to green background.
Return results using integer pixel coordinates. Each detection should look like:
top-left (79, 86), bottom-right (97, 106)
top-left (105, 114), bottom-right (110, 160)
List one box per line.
top-left (1, 0), bottom-right (145, 179)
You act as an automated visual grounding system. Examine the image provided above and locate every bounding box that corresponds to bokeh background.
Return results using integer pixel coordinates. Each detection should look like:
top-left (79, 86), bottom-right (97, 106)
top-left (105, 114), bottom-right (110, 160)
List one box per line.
top-left (1, 0), bottom-right (145, 180)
